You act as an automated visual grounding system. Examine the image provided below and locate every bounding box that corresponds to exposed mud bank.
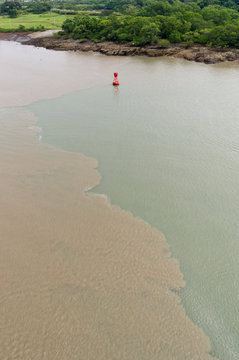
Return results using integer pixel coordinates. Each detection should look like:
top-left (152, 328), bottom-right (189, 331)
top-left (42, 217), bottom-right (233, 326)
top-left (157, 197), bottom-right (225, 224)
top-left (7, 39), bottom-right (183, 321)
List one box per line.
top-left (23, 35), bottom-right (239, 64)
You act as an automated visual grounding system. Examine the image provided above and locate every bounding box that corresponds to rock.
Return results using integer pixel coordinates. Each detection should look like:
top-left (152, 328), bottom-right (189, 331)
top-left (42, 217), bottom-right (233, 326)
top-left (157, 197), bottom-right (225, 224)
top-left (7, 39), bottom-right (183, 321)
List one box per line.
top-left (226, 51), bottom-right (237, 61)
top-left (178, 50), bottom-right (196, 61)
top-left (145, 49), bottom-right (163, 57)
top-left (22, 36), bottom-right (239, 64)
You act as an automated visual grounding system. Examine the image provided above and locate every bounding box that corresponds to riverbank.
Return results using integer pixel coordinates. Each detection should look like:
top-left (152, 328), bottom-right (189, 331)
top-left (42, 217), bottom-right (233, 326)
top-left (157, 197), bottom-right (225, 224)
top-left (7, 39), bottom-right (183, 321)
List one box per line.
top-left (0, 31), bottom-right (31, 41)
top-left (1, 31), bottom-right (238, 64)
top-left (22, 35), bottom-right (239, 64)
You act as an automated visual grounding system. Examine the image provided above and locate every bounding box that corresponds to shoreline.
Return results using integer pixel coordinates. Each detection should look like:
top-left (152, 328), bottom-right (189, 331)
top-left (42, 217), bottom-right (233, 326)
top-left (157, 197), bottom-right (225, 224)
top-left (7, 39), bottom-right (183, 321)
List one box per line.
top-left (22, 35), bottom-right (239, 64)
top-left (1, 31), bottom-right (239, 64)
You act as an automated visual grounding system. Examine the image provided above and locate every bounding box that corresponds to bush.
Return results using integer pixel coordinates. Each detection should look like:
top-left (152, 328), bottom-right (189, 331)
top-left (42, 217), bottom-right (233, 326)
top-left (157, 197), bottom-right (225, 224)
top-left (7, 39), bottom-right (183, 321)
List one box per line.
top-left (8, 9), bottom-right (18, 18)
top-left (54, 30), bottom-right (64, 38)
top-left (17, 24), bottom-right (26, 32)
top-left (36, 25), bottom-right (45, 31)
top-left (158, 39), bottom-right (170, 47)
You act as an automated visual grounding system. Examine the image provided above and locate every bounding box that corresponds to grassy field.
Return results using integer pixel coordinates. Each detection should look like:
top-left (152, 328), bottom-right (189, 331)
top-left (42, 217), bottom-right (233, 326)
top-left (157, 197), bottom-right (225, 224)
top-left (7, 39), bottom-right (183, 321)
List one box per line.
top-left (0, 12), bottom-right (75, 31)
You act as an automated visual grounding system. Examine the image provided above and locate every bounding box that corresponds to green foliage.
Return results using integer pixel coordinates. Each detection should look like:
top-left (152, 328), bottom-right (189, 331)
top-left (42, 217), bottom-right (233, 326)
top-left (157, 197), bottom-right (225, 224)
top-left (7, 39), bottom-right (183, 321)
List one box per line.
top-left (2, 0), bottom-right (239, 48)
top-left (0, 1), bottom-right (21, 16)
top-left (26, 2), bottom-right (52, 14)
top-left (158, 38), bottom-right (170, 47)
top-left (58, 0), bottom-right (239, 47)
top-left (63, 15), bottom-right (163, 45)
top-left (17, 24), bottom-right (25, 32)
top-left (8, 8), bottom-right (18, 18)
top-left (61, 5), bottom-right (239, 47)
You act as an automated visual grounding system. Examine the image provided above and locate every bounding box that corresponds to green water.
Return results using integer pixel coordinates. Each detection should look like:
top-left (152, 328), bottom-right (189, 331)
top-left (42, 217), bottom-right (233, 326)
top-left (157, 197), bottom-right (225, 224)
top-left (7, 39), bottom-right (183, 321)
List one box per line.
top-left (29, 57), bottom-right (239, 360)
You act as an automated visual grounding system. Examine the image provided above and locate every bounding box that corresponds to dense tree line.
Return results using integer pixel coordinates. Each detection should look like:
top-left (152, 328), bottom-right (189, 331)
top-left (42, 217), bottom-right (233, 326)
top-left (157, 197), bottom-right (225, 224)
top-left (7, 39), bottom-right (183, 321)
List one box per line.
top-left (0, 1), bottom-right (52, 17)
top-left (2, 0), bottom-right (239, 47)
top-left (62, 0), bottom-right (239, 47)
top-left (0, 1), bottom-right (22, 18)
top-left (26, 2), bottom-right (52, 14)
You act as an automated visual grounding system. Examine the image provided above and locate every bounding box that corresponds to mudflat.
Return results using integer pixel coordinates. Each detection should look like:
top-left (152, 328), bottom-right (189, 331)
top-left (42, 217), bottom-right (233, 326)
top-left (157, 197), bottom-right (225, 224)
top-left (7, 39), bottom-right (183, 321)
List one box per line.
top-left (24, 36), bottom-right (239, 64)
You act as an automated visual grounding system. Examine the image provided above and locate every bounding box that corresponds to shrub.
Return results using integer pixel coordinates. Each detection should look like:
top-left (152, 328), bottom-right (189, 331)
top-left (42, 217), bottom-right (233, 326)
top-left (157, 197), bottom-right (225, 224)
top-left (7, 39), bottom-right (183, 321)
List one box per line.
top-left (158, 38), bottom-right (170, 47)
top-left (17, 24), bottom-right (25, 32)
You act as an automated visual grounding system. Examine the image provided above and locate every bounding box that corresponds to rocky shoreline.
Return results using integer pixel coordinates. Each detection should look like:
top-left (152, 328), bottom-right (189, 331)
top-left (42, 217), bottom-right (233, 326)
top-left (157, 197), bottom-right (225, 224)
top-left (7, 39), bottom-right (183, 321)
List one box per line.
top-left (23, 36), bottom-right (239, 64)
top-left (1, 31), bottom-right (239, 64)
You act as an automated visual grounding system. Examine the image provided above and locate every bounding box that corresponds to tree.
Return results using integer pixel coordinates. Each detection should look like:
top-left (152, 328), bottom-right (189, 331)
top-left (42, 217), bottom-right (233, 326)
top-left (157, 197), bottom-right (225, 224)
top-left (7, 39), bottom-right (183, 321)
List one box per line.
top-left (140, 22), bottom-right (161, 44)
top-left (26, 2), bottom-right (52, 14)
top-left (8, 8), bottom-right (18, 18)
top-left (0, 1), bottom-right (21, 15)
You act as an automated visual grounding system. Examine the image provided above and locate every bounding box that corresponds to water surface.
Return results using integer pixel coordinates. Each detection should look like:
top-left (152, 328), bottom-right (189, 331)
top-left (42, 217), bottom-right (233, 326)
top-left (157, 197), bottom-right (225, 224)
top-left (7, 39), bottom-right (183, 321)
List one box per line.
top-left (30, 57), bottom-right (239, 360)
top-left (0, 41), bottom-right (128, 107)
top-left (0, 42), bottom-right (214, 360)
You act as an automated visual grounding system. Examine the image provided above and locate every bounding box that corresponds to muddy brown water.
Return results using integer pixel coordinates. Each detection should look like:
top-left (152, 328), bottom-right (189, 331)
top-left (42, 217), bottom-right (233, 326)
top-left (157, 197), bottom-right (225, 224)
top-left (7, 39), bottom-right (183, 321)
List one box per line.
top-left (0, 41), bottom-right (216, 360)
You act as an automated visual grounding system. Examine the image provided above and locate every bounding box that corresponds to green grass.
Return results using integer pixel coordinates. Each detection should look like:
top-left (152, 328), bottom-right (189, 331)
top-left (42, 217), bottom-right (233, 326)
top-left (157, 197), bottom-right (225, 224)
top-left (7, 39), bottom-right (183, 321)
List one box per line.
top-left (0, 12), bottom-right (75, 31)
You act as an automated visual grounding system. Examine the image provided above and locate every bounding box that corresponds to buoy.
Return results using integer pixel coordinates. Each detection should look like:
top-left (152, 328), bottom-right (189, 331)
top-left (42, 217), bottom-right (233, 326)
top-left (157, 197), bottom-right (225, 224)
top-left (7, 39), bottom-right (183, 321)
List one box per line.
top-left (113, 72), bottom-right (119, 86)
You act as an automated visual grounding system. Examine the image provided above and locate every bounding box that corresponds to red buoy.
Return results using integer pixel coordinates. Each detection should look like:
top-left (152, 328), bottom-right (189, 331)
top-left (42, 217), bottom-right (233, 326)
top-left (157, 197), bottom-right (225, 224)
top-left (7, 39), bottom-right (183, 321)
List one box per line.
top-left (113, 72), bottom-right (119, 86)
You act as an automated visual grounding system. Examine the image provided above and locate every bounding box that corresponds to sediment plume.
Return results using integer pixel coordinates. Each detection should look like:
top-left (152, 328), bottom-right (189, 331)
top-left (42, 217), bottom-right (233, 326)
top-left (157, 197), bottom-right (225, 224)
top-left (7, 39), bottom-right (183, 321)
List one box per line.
top-left (0, 106), bottom-right (216, 359)
top-left (0, 40), bottom-right (128, 107)
top-left (0, 41), bottom-right (216, 360)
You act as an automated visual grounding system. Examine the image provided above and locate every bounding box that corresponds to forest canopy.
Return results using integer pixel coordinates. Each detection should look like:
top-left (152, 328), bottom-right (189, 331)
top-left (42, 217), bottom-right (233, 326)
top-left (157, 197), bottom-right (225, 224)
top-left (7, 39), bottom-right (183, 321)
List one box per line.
top-left (61, 0), bottom-right (239, 47)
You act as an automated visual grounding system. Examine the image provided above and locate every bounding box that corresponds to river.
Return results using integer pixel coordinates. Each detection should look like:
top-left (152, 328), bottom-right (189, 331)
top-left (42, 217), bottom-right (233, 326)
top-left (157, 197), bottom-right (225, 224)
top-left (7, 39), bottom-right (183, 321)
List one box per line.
top-left (1, 40), bottom-right (239, 360)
